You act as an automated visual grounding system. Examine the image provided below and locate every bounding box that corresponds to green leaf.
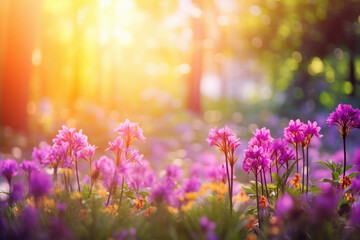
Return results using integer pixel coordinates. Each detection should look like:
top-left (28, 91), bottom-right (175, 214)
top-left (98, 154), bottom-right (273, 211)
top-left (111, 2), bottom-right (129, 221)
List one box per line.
top-left (125, 190), bottom-right (135, 199)
top-left (346, 165), bottom-right (354, 172)
top-left (267, 183), bottom-right (277, 189)
top-left (271, 173), bottom-right (281, 185)
top-left (242, 186), bottom-right (255, 194)
top-left (332, 172), bottom-right (340, 181)
top-left (81, 184), bottom-right (90, 199)
top-left (139, 191), bottom-right (150, 198)
top-left (311, 185), bottom-right (322, 195)
top-left (336, 167), bottom-right (342, 175)
top-left (315, 161), bottom-right (332, 171)
top-left (349, 172), bottom-right (360, 179)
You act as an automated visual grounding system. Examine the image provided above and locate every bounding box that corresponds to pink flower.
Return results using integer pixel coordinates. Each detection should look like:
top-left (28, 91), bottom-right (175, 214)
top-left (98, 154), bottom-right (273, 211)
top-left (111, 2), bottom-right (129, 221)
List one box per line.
top-left (303, 120), bottom-right (323, 147)
top-left (284, 119), bottom-right (305, 145)
top-left (249, 127), bottom-right (274, 147)
top-left (115, 119), bottom-right (146, 143)
top-left (106, 136), bottom-right (124, 152)
top-left (206, 125), bottom-right (241, 156)
top-left (127, 149), bottom-right (143, 165)
top-left (242, 145), bottom-right (268, 175)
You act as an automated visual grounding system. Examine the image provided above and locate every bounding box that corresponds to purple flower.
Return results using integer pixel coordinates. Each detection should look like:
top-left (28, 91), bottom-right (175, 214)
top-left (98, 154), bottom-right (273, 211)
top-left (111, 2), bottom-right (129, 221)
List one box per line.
top-left (0, 159), bottom-right (19, 184)
top-left (115, 119), bottom-right (146, 143)
top-left (127, 160), bottom-right (155, 190)
top-left (206, 162), bottom-right (227, 182)
top-left (20, 160), bottom-right (40, 178)
top-left (10, 182), bottom-right (24, 202)
top-left (45, 144), bottom-right (69, 169)
top-left (276, 193), bottom-right (294, 216)
top-left (303, 120), bottom-right (323, 147)
top-left (200, 216), bottom-right (216, 231)
top-left (284, 119), bottom-right (305, 145)
top-left (327, 103), bottom-right (360, 138)
top-left (182, 177), bottom-right (201, 193)
top-left (29, 171), bottom-right (52, 198)
top-left (93, 156), bottom-right (115, 188)
top-left (150, 183), bottom-right (172, 203)
top-left (164, 164), bottom-right (183, 188)
top-left (77, 144), bottom-right (96, 160)
top-left (350, 204), bottom-right (360, 226)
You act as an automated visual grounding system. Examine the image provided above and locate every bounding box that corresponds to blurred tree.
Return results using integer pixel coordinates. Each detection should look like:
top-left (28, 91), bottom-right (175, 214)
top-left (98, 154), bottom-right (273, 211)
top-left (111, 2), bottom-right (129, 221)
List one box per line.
top-left (237, 0), bottom-right (360, 108)
top-left (1, 0), bottom-right (40, 133)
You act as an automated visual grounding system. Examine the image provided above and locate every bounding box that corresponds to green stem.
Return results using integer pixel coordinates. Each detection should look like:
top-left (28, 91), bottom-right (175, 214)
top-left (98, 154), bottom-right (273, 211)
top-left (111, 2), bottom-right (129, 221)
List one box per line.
top-left (343, 137), bottom-right (347, 179)
top-left (302, 147), bottom-right (305, 193)
top-left (75, 160), bottom-right (81, 192)
top-left (306, 146), bottom-right (309, 194)
top-left (255, 173), bottom-right (261, 229)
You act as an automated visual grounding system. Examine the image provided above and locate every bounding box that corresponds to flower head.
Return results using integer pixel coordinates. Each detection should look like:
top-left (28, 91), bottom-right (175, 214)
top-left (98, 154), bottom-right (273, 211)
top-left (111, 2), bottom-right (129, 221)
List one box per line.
top-left (106, 136), bottom-right (124, 152)
top-left (249, 127), bottom-right (274, 147)
top-left (32, 143), bottom-right (52, 165)
top-left (327, 103), bottom-right (360, 138)
top-left (284, 119), bottom-right (305, 145)
top-left (302, 120), bottom-right (323, 147)
top-left (29, 171), bottom-right (53, 198)
top-left (242, 145), bottom-right (269, 175)
top-left (276, 193), bottom-right (294, 216)
top-left (0, 159), bottom-right (19, 184)
top-left (115, 119), bottom-right (146, 143)
top-left (20, 160), bottom-right (40, 178)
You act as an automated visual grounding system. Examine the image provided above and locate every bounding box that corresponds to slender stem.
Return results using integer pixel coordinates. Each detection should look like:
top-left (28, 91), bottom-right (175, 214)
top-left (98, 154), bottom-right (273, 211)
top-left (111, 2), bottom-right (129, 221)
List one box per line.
top-left (270, 167), bottom-right (272, 183)
top-left (306, 146), bottom-right (309, 194)
top-left (263, 169), bottom-right (269, 199)
top-left (224, 152), bottom-right (231, 197)
top-left (63, 173), bottom-right (68, 192)
top-left (302, 147), bottom-right (305, 193)
top-left (276, 163), bottom-right (279, 199)
top-left (88, 181), bottom-right (93, 198)
top-left (106, 183), bottom-right (113, 206)
top-left (260, 170), bottom-right (264, 196)
top-left (295, 144), bottom-right (299, 173)
top-left (75, 160), bottom-right (81, 192)
top-left (230, 165), bottom-right (233, 215)
top-left (255, 173), bottom-right (261, 229)
top-left (53, 166), bottom-right (58, 183)
top-left (119, 175), bottom-right (125, 206)
top-left (343, 137), bottom-right (347, 179)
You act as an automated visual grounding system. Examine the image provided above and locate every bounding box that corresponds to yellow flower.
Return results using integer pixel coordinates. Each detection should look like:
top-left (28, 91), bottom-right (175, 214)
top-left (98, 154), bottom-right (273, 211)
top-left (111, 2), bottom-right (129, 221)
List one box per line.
top-left (181, 201), bottom-right (194, 212)
top-left (185, 192), bottom-right (199, 200)
top-left (167, 206), bottom-right (179, 214)
top-left (290, 173), bottom-right (301, 189)
top-left (70, 192), bottom-right (82, 200)
top-left (233, 189), bottom-right (249, 202)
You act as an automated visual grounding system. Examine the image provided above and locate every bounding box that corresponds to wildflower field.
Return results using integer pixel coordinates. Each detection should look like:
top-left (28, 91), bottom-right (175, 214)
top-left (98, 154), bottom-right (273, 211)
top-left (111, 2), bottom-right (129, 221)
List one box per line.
top-left (2, 0), bottom-right (360, 239)
top-left (0, 104), bottom-right (360, 240)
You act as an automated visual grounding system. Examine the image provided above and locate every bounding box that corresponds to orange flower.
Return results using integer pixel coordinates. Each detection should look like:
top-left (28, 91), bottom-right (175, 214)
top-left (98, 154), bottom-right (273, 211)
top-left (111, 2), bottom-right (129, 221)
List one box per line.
top-left (145, 206), bottom-right (154, 216)
top-left (290, 173), bottom-right (301, 189)
top-left (133, 198), bottom-right (144, 210)
top-left (245, 215), bottom-right (257, 230)
top-left (340, 176), bottom-right (352, 189)
top-left (260, 195), bottom-right (268, 208)
top-left (345, 193), bottom-right (356, 203)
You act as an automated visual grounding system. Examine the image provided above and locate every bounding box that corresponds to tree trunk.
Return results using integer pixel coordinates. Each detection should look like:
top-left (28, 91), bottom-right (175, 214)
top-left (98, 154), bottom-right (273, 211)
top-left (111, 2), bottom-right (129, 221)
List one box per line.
top-left (1, 0), bottom-right (40, 133)
top-left (187, 0), bottom-right (204, 114)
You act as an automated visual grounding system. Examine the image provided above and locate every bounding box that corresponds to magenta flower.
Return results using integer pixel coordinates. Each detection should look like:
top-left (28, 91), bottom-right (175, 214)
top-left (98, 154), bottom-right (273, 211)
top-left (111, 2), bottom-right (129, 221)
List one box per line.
top-left (164, 164), bottom-right (183, 188)
top-left (10, 182), bottom-right (24, 203)
top-left (249, 127), bottom-right (274, 147)
top-left (93, 156), bottom-right (115, 188)
top-left (242, 145), bottom-right (268, 175)
top-left (77, 144), bottom-right (96, 160)
top-left (276, 193), bottom-right (294, 216)
top-left (29, 171), bottom-right (53, 198)
top-left (127, 160), bottom-right (155, 190)
top-left (327, 103), bottom-right (360, 138)
top-left (127, 149), bottom-right (144, 165)
top-left (106, 136), bottom-right (124, 152)
top-left (327, 104), bottom-right (360, 178)
top-left (182, 176), bottom-right (201, 193)
top-left (20, 160), bottom-right (40, 183)
top-left (303, 120), bottom-right (323, 147)
top-left (284, 119), bottom-right (305, 145)
top-left (206, 125), bottom-right (240, 153)
top-left (0, 159), bottom-right (19, 185)
top-left (115, 119), bottom-right (146, 143)
top-left (32, 143), bottom-right (52, 165)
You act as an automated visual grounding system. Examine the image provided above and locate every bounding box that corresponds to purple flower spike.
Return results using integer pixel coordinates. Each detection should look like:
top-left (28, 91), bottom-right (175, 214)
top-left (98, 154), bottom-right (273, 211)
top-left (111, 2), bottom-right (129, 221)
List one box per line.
top-left (327, 103), bottom-right (360, 138)
top-left (30, 171), bottom-right (53, 198)
top-left (0, 159), bottom-right (19, 184)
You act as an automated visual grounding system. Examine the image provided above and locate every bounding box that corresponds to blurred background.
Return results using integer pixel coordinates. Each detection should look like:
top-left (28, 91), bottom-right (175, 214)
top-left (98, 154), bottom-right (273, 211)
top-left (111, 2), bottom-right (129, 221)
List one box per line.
top-left (0, 0), bottom-right (360, 172)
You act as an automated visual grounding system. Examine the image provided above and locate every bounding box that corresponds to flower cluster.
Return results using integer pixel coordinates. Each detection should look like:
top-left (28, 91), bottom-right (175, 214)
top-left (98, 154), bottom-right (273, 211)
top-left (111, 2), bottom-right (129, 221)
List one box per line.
top-left (327, 103), bottom-right (360, 139)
